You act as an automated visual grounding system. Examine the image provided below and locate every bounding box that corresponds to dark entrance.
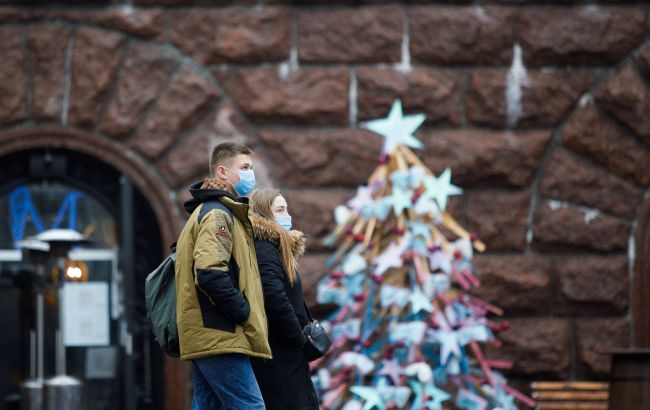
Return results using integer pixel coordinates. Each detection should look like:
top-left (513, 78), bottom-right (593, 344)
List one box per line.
top-left (0, 148), bottom-right (164, 410)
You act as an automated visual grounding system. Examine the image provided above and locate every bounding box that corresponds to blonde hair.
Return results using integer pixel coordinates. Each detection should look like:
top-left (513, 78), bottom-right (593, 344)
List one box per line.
top-left (250, 188), bottom-right (298, 285)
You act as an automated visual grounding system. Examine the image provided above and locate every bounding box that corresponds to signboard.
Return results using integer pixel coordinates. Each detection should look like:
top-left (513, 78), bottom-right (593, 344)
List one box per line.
top-left (63, 282), bottom-right (110, 346)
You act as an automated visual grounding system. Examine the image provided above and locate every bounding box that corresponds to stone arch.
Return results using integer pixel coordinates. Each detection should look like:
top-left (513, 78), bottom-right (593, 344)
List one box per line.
top-left (528, 41), bottom-right (650, 374)
top-left (0, 125), bottom-right (182, 248)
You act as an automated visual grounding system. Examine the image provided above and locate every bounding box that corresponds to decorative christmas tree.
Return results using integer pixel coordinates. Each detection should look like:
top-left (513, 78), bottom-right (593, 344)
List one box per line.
top-left (311, 101), bottom-right (535, 410)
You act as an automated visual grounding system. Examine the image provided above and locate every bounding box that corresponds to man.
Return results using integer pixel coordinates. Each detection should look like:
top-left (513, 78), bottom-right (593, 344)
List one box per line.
top-left (175, 142), bottom-right (271, 409)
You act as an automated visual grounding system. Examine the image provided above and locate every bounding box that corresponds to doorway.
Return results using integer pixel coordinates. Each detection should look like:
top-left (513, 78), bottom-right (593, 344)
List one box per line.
top-left (0, 148), bottom-right (165, 410)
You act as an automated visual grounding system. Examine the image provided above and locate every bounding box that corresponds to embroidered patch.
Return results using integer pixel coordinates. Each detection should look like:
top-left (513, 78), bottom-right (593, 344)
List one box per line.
top-left (216, 226), bottom-right (230, 238)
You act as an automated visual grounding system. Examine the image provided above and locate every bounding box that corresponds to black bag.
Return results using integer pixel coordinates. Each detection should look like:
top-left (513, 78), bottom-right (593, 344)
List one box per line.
top-left (302, 302), bottom-right (332, 362)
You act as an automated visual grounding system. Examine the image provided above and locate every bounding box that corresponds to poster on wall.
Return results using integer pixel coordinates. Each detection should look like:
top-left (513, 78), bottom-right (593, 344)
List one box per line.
top-left (63, 282), bottom-right (110, 346)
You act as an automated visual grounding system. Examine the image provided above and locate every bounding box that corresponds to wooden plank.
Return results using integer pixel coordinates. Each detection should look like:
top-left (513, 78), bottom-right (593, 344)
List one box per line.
top-left (533, 391), bottom-right (608, 401)
top-left (538, 403), bottom-right (608, 410)
top-left (532, 381), bottom-right (609, 391)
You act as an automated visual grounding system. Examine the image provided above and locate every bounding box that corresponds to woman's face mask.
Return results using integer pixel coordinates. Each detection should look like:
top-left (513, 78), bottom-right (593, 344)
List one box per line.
top-left (275, 215), bottom-right (292, 231)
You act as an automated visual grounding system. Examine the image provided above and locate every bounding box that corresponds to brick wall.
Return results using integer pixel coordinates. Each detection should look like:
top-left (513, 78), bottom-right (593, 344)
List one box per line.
top-left (0, 0), bottom-right (649, 397)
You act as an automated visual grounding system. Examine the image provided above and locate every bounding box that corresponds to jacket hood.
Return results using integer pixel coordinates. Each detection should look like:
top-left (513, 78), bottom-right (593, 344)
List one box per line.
top-left (250, 213), bottom-right (306, 259)
top-left (183, 179), bottom-right (240, 214)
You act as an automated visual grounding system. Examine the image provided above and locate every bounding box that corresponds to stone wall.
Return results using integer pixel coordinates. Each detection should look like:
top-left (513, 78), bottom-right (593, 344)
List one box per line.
top-left (0, 0), bottom-right (649, 394)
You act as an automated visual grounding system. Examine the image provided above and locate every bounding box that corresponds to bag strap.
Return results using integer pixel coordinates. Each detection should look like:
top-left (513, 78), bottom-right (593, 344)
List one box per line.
top-left (303, 301), bottom-right (315, 323)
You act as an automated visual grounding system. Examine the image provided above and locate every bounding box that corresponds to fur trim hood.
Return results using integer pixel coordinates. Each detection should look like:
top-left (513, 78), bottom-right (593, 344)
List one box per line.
top-left (250, 213), bottom-right (306, 259)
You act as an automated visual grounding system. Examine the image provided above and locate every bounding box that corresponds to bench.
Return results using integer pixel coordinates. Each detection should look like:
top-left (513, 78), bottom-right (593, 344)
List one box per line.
top-left (531, 381), bottom-right (609, 410)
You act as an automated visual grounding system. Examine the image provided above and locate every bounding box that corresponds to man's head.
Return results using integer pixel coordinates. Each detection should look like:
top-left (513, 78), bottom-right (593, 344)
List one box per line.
top-left (209, 143), bottom-right (255, 196)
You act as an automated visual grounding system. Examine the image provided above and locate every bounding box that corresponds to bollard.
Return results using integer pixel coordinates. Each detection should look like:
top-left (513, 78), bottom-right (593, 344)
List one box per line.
top-left (43, 376), bottom-right (82, 410)
top-left (20, 379), bottom-right (43, 410)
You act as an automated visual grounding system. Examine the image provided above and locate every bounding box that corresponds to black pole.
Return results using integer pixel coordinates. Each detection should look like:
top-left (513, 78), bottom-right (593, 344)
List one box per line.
top-left (120, 175), bottom-right (137, 410)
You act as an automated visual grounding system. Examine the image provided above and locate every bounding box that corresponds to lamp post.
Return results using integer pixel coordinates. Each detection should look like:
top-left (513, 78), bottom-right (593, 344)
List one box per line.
top-left (34, 229), bottom-right (90, 410)
top-left (17, 238), bottom-right (50, 410)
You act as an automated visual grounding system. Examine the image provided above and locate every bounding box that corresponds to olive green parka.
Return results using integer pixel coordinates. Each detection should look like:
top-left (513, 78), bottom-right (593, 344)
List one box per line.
top-left (175, 181), bottom-right (271, 361)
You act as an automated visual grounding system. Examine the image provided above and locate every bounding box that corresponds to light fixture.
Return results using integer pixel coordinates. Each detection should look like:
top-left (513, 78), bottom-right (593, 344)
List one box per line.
top-left (50, 260), bottom-right (89, 283)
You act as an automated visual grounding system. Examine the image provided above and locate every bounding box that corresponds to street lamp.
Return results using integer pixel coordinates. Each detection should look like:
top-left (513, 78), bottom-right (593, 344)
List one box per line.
top-left (34, 229), bottom-right (90, 410)
top-left (35, 229), bottom-right (89, 376)
top-left (17, 238), bottom-right (50, 410)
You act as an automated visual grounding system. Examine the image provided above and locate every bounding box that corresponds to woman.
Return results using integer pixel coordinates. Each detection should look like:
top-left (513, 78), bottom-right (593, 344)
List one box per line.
top-left (249, 188), bottom-right (319, 410)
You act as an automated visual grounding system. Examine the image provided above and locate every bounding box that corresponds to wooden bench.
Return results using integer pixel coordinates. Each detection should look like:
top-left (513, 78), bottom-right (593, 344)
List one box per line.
top-left (531, 381), bottom-right (610, 410)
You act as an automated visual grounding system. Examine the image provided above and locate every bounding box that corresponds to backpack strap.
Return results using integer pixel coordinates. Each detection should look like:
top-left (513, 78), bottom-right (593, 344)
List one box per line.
top-left (198, 200), bottom-right (234, 224)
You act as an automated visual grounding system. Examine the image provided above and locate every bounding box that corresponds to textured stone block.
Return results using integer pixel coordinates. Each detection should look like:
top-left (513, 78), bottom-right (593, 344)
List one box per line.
top-left (520, 7), bottom-right (646, 66)
top-left (556, 256), bottom-right (628, 315)
top-left (28, 24), bottom-right (72, 121)
top-left (298, 7), bottom-right (402, 63)
top-left (357, 67), bottom-right (463, 126)
top-left (595, 64), bottom-right (650, 141)
top-left (0, 25), bottom-right (27, 125)
top-left (100, 42), bottom-right (178, 138)
top-left (540, 148), bottom-right (643, 219)
top-left (217, 68), bottom-right (349, 125)
top-left (419, 130), bottom-right (552, 188)
top-left (466, 191), bottom-right (530, 251)
top-left (168, 7), bottom-right (290, 65)
top-left (486, 318), bottom-right (571, 377)
top-left (468, 69), bottom-right (597, 128)
top-left (577, 319), bottom-right (630, 376)
top-left (69, 27), bottom-right (125, 127)
top-left (259, 128), bottom-right (382, 188)
top-left (130, 66), bottom-right (220, 160)
top-left (533, 201), bottom-right (630, 252)
top-left (562, 104), bottom-right (650, 186)
top-left (52, 8), bottom-right (164, 38)
top-left (472, 255), bottom-right (551, 315)
top-left (409, 7), bottom-right (515, 64)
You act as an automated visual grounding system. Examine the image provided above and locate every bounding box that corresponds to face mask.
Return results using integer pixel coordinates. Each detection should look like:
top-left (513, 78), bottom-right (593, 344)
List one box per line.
top-left (231, 169), bottom-right (256, 197)
top-left (275, 215), bottom-right (292, 231)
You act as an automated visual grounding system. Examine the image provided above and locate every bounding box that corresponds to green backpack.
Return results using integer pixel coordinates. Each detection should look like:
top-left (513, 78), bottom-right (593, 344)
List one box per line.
top-left (145, 247), bottom-right (179, 357)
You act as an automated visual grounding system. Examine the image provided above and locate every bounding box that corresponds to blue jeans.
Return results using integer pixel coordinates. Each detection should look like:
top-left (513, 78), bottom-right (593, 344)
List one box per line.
top-left (191, 353), bottom-right (265, 410)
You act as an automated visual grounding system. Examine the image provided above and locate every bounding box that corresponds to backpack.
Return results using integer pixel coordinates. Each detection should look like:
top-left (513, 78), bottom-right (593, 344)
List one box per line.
top-left (145, 245), bottom-right (179, 357)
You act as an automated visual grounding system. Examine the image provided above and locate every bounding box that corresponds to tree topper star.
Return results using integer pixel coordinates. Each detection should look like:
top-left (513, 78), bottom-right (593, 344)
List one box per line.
top-left (362, 100), bottom-right (426, 154)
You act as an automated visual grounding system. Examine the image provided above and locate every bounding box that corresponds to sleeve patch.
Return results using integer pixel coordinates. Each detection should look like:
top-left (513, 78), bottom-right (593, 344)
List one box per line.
top-left (216, 225), bottom-right (230, 238)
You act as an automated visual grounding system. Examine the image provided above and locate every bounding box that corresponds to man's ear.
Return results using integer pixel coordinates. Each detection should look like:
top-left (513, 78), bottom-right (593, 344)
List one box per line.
top-left (214, 165), bottom-right (228, 180)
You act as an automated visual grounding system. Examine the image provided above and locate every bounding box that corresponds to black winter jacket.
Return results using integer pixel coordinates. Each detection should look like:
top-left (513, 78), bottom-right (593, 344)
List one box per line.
top-left (249, 216), bottom-right (319, 410)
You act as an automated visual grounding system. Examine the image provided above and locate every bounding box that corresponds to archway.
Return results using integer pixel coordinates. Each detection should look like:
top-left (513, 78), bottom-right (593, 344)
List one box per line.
top-left (0, 144), bottom-right (167, 409)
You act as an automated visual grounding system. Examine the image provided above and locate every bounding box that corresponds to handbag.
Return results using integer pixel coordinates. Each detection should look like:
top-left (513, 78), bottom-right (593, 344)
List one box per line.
top-left (302, 302), bottom-right (332, 362)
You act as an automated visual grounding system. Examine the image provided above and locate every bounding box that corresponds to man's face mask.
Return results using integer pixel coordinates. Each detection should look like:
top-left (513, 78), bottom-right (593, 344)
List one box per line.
top-left (225, 167), bottom-right (256, 197)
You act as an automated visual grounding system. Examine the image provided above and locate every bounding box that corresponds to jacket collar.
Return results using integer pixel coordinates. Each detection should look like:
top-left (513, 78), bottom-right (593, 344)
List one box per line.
top-left (184, 179), bottom-right (244, 215)
top-left (250, 213), bottom-right (306, 259)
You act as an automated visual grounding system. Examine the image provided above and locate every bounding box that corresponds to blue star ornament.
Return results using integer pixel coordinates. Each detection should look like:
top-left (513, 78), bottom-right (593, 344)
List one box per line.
top-left (386, 186), bottom-right (413, 216)
top-left (362, 100), bottom-right (426, 154)
top-left (409, 381), bottom-right (451, 410)
top-left (410, 286), bottom-right (434, 314)
top-left (423, 382), bottom-right (451, 410)
top-left (421, 168), bottom-right (463, 211)
top-left (349, 386), bottom-right (387, 410)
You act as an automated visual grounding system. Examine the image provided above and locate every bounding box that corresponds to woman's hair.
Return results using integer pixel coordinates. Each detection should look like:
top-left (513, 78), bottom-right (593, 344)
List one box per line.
top-left (250, 188), bottom-right (298, 285)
